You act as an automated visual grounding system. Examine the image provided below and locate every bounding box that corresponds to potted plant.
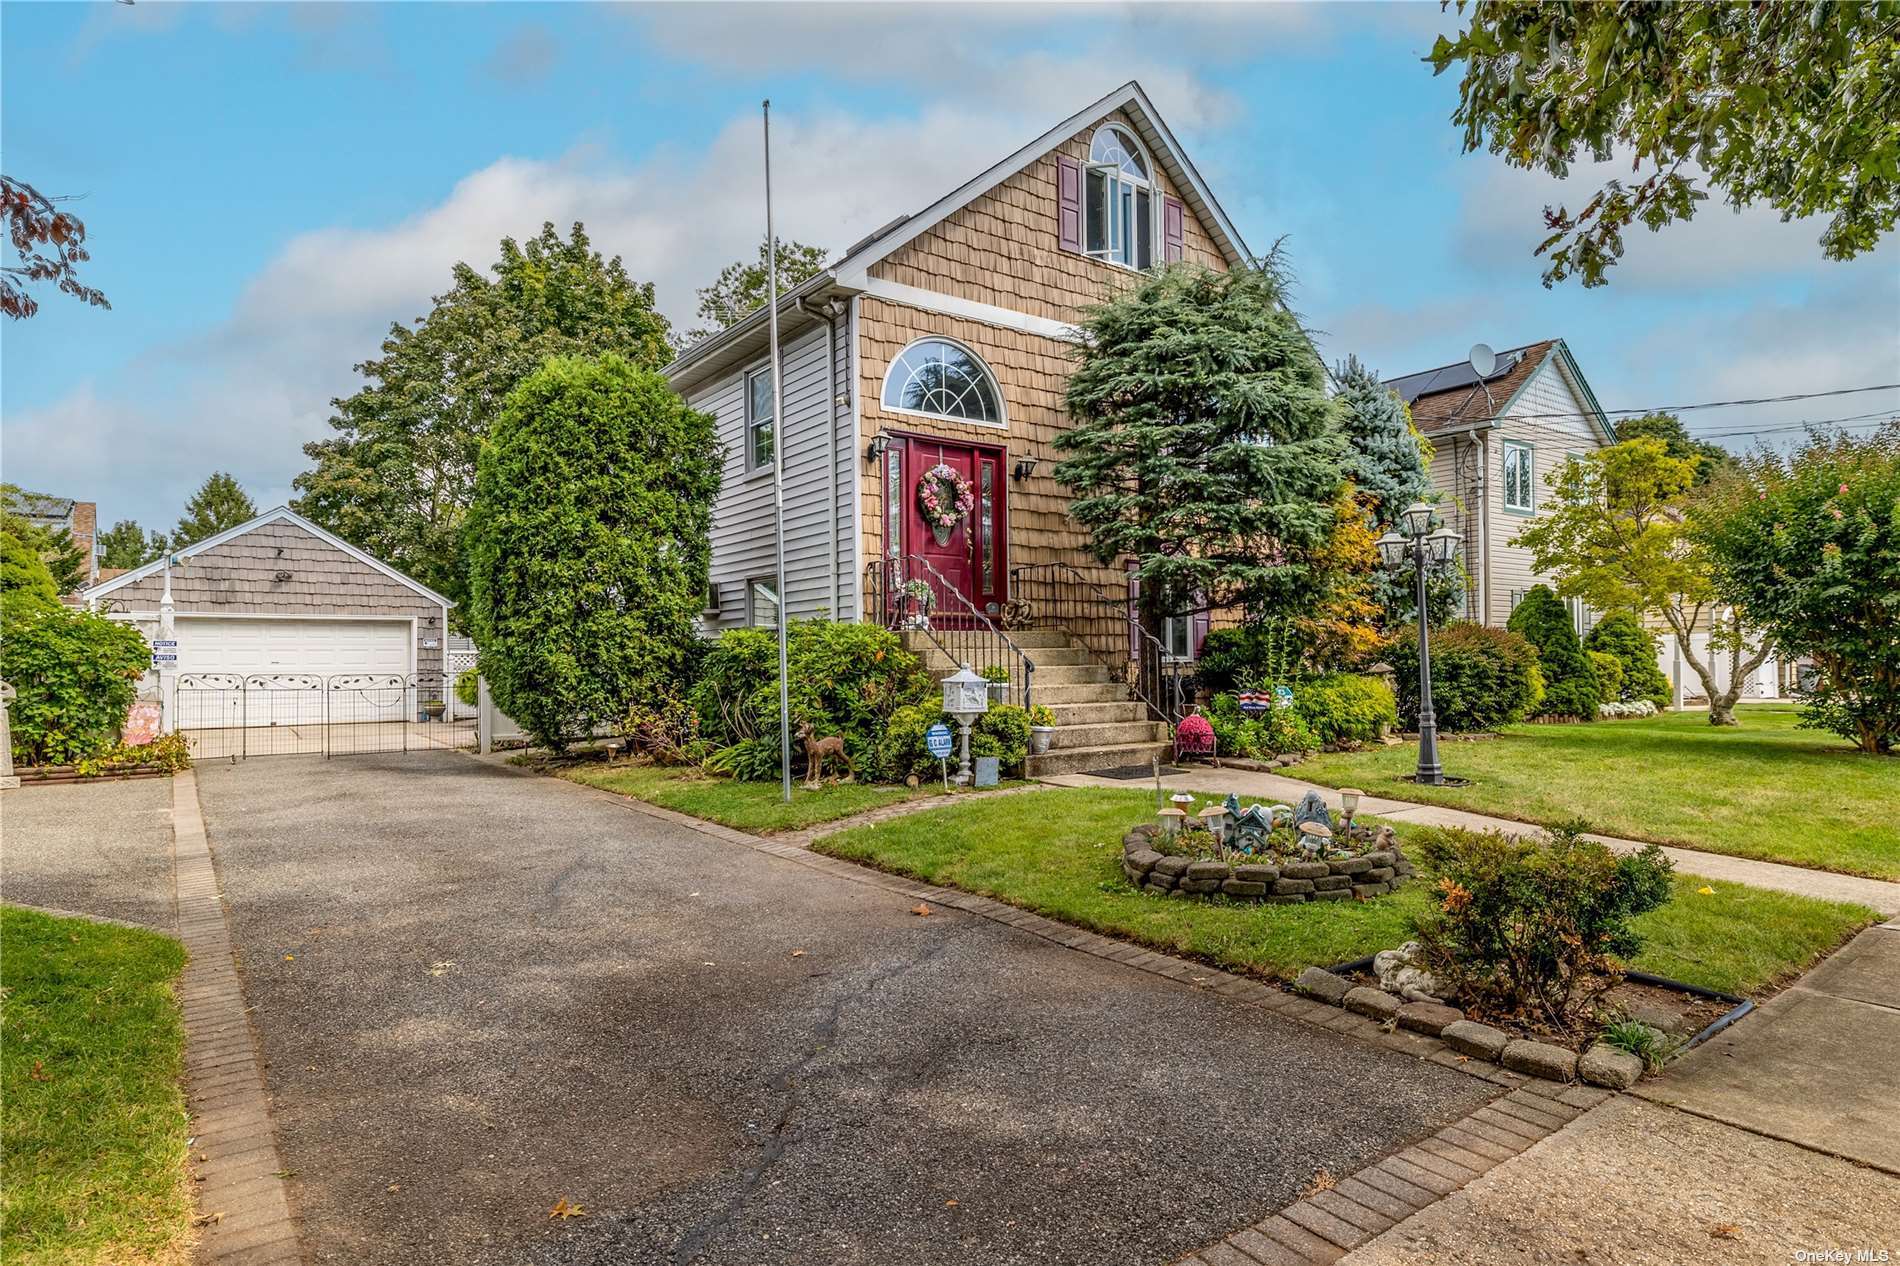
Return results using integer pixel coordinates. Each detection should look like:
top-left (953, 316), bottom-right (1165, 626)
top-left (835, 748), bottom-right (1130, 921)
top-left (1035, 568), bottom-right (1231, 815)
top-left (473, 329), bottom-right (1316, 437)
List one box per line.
top-left (981, 664), bottom-right (1012, 702)
top-left (1028, 704), bottom-right (1056, 755)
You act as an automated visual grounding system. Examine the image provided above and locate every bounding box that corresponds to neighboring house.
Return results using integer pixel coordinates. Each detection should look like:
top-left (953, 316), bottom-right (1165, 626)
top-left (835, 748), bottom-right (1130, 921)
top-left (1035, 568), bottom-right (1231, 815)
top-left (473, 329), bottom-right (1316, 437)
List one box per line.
top-left (84, 507), bottom-right (455, 731)
top-left (9, 493), bottom-right (98, 589)
top-left (1389, 339), bottom-right (1616, 631)
top-left (664, 82), bottom-right (1248, 772)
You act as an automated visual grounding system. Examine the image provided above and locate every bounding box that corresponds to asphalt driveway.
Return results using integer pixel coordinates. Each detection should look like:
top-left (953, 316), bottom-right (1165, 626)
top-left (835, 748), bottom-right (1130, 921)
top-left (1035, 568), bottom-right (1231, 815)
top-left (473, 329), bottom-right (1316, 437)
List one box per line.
top-left (194, 753), bottom-right (1495, 1265)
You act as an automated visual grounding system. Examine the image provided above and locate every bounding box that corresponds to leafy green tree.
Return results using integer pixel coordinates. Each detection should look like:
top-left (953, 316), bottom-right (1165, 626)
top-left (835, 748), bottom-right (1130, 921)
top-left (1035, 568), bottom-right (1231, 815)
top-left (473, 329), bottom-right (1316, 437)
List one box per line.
top-left (465, 353), bottom-right (720, 751)
top-left (1583, 612), bottom-right (1670, 708)
top-left (171, 472), bottom-right (256, 549)
top-left (1696, 423), bottom-right (1900, 754)
top-left (1614, 413), bottom-right (1736, 486)
top-left (1428, 4), bottom-right (1899, 286)
top-left (1, 568), bottom-right (149, 765)
top-left (1, 515), bottom-right (61, 600)
top-left (0, 487), bottom-right (88, 594)
top-left (1055, 261), bottom-right (1345, 653)
top-left (1513, 439), bottom-right (1771, 725)
top-left (1506, 585), bottom-right (1601, 720)
top-left (296, 222), bottom-right (674, 608)
top-left (681, 237), bottom-right (827, 348)
top-left (97, 519), bottom-right (167, 569)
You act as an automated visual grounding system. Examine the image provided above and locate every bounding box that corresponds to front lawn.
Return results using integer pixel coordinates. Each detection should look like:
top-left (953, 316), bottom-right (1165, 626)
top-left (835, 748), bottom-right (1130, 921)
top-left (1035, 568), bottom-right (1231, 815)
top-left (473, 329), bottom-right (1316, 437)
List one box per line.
top-left (814, 787), bottom-right (1877, 997)
top-left (1, 906), bottom-right (193, 1266)
top-left (1295, 704), bottom-right (1900, 879)
top-left (561, 761), bottom-right (951, 834)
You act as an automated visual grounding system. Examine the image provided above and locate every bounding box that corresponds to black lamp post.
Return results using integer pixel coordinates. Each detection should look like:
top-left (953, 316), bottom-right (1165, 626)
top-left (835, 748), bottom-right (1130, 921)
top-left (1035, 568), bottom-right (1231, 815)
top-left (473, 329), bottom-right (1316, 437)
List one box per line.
top-left (1377, 503), bottom-right (1461, 785)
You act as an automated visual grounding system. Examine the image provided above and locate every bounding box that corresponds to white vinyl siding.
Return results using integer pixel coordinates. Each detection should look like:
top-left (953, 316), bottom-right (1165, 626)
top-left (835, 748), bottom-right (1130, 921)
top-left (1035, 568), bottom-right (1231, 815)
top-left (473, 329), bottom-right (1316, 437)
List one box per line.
top-left (1485, 360), bottom-right (1606, 626)
top-left (694, 319), bottom-right (858, 630)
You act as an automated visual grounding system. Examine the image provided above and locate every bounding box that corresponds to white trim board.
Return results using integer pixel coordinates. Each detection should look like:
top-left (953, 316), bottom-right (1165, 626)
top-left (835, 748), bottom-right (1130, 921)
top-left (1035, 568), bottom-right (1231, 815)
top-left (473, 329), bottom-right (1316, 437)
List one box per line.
top-left (84, 506), bottom-right (455, 609)
top-left (853, 277), bottom-right (1081, 343)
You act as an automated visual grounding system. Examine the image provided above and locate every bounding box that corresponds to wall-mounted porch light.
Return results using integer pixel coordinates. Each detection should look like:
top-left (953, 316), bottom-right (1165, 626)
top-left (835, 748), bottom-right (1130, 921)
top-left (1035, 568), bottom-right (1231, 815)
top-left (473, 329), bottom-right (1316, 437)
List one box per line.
top-left (1012, 455), bottom-right (1040, 481)
top-left (865, 434), bottom-right (891, 466)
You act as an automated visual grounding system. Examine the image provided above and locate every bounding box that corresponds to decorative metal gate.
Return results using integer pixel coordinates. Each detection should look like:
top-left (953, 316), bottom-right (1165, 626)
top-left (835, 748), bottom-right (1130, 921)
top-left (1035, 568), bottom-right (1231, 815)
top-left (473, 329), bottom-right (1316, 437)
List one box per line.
top-left (176, 672), bottom-right (470, 759)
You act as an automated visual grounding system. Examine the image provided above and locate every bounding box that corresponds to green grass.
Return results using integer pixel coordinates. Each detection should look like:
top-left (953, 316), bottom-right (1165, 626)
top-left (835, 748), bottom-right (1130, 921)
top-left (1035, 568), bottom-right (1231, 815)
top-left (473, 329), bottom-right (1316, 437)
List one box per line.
top-left (1295, 703), bottom-right (1900, 879)
top-left (561, 761), bottom-right (955, 834)
top-left (1, 906), bottom-right (193, 1266)
top-left (814, 787), bottom-right (1877, 997)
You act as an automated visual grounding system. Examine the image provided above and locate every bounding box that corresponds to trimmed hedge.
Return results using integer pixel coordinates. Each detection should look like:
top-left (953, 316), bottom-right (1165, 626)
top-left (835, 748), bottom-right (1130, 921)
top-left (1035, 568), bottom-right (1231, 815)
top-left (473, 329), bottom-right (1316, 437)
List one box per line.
top-left (1506, 585), bottom-right (1600, 721)
top-left (1585, 650), bottom-right (1625, 705)
top-left (1584, 612), bottom-right (1670, 707)
top-left (876, 702), bottom-right (1030, 781)
top-left (1, 593), bottom-right (150, 766)
top-left (1386, 622), bottom-right (1543, 732)
top-left (1203, 692), bottom-right (1317, 759)
top-left (1293, 673), bottom-right (1397, 745)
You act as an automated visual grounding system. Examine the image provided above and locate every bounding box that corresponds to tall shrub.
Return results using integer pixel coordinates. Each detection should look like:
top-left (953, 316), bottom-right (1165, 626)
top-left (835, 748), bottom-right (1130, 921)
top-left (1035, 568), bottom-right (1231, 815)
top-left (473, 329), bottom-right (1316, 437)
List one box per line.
top-left (465, 353), bottom-right (719, 750)
top-left (1583, 613), bottom-right (1669, 707)
top-left (1507, 585), bottom-right (1600, 720)
top-left (1, 593), bottom-right (150, 765)
top-left (1386, 622), bottom-right (1542, 732)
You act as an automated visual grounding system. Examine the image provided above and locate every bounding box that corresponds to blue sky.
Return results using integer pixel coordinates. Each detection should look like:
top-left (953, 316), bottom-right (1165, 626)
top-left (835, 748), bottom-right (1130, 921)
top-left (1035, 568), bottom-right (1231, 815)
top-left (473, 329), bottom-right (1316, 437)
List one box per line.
top-left (6, 1), bottom-right (1896, 534)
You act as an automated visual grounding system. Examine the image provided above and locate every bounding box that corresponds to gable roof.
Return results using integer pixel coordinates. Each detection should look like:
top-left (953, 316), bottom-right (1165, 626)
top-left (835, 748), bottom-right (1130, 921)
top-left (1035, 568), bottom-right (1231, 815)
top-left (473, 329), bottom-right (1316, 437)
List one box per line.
top-left (83, 506), bottom-right (455, 608)
top-left (829, 80), bottom-right (1251, 283)
top-left (664, 81), bottom-right (1251, 390)
top-left (1390, 338), bottom-right (1614, 443)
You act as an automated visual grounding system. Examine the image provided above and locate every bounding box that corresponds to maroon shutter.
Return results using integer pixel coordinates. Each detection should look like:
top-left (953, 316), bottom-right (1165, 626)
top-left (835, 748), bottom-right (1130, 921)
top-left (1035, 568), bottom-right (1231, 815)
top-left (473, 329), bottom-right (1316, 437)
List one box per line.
top-left (1057, 156), bottom-right (1083, 253)
top-left (1191, 605), bottom-right (1210, 659)
top-left (1163, 196), bottom-right (1185, 263)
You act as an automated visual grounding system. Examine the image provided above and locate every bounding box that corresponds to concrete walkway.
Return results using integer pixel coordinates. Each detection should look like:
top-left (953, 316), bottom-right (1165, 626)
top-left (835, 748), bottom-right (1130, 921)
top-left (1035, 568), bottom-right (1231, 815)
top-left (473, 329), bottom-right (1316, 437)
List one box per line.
top-left (1047, 767), bottom-right (1900, 915)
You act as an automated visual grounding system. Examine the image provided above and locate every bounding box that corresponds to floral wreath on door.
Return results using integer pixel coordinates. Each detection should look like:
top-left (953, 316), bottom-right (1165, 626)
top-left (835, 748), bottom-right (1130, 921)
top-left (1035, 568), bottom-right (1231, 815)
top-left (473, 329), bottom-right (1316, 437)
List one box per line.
top-left (916, 462), bottom-right (976, 545)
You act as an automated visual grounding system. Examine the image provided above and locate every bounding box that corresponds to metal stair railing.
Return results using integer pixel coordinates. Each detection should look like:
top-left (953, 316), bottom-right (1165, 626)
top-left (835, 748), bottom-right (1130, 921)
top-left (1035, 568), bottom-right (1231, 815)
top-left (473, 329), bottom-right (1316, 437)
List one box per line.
top-left (863, 555), bottom-right (1036, 709)
top-left (1007, 561), bottom-right (1187, 726)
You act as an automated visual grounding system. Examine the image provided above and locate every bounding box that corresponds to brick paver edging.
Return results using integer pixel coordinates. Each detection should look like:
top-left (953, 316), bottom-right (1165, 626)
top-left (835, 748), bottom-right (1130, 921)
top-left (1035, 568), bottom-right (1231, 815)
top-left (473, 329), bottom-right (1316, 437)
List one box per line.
top-left (173, 769), bottom-right (302, 1265)
top-left (1173, 1081), bottom-right (1611, 1265)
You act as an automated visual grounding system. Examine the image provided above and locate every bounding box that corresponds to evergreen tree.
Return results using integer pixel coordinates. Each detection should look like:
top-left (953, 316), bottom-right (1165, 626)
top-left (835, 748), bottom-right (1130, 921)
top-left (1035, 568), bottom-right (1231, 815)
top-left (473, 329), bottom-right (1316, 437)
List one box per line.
top-left (296, 222), bottom-right (673, 608)
top-left (1054, 260), bottom-right (1346, 644)
top-left (465, 353), bottom-right (720, 751)
top-left (1584, 612), bottom-right (1670, 707)
top-left (1506, 585), bottom-right (1601, 720)
top-left (172, 472), bottom-right (257, 549)
top-left (97, 519), bottom-right (167, 569)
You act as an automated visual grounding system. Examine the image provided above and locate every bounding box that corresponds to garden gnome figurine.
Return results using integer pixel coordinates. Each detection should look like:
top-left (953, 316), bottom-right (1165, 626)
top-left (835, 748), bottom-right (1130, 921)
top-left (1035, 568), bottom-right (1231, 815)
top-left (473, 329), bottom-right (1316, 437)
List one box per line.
top-left (0, 680), bottom-right (18, 790)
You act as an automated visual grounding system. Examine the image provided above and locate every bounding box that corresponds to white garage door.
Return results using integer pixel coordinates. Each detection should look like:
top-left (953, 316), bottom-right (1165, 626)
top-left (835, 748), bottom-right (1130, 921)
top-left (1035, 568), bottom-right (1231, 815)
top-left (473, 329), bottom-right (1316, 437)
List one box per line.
top-left (177, 617), bottom-right (411, 679)
top-left (176, 618), bottom-right (412, 729)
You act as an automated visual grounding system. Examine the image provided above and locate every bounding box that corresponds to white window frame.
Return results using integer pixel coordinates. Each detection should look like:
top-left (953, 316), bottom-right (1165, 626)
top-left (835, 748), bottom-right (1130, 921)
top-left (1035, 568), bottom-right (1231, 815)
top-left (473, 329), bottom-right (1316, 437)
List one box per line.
top-left (1502, 440), bottom-right (1535, 514)
top-left (878, 336), bottom-right (1007, 430)
top-left (1161, 613), bottom-right (1194, 663)
top-left (746, 577), bottom-right (780, 629)
top-left (745, 365), bottom-right (775, 473)
top-left (1083, 125), bottom-right (1158, 271)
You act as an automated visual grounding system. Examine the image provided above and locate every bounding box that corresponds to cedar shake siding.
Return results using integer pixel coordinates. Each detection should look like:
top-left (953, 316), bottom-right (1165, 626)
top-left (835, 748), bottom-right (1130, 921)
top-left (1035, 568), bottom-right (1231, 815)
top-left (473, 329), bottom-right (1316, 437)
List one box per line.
top-left (870, 109), bottom-right (1227, 327)
top-left (693, 316), bottom-right (856, 629)
top-left (100, 519), bottom-right (448, 677)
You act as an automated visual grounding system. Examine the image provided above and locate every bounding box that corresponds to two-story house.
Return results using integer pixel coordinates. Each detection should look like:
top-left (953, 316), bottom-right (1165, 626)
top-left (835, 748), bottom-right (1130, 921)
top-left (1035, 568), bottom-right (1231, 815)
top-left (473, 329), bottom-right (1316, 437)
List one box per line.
top-left (665, 82), bottom-right (1251, 774)
top-left (1388, 339), bottom-right (1616, 631)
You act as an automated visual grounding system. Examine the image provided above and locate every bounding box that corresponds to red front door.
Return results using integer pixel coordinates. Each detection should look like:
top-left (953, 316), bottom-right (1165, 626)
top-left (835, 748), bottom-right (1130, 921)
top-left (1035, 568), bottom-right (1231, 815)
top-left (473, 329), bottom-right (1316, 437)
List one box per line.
top-left (900, 435), bottom-right (1007, 621)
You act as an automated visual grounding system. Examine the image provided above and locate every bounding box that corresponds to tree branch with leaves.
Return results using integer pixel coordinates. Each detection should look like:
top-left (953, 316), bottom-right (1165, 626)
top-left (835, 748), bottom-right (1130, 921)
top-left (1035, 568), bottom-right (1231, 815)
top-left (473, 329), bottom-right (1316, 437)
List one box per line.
top-left (2, 176), bottom-right (109, 319)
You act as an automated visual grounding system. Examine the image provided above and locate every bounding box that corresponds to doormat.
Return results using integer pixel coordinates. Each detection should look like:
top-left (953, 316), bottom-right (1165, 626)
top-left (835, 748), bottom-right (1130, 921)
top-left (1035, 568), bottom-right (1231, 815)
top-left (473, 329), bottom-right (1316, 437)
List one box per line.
top-left (1087, 764), bottom-right (1188, 779)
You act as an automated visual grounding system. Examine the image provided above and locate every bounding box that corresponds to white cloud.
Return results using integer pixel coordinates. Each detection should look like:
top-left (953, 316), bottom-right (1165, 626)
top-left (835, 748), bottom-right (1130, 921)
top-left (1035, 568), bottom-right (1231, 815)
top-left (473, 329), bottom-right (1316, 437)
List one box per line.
top-left (482, 24), bottom-right (559, 86)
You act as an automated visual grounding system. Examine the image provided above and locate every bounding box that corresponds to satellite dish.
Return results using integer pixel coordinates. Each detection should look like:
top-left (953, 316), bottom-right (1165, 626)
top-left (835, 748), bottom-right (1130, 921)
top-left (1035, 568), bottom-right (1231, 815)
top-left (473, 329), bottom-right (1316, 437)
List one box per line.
top-left (1468, 343), bottom-right (1497, 378)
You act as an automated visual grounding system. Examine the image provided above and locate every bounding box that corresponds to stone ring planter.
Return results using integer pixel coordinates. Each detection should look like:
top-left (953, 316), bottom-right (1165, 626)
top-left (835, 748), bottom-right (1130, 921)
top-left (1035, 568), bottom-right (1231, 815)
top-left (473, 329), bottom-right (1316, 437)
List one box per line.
top-left (1121, 823), bottom-right (1416, 903)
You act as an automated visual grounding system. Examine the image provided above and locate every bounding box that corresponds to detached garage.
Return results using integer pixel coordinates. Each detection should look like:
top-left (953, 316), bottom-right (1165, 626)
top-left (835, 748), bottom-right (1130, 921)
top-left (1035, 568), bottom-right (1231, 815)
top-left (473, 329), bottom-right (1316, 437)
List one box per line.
top-left (86, 508), bottom-right (455, 749)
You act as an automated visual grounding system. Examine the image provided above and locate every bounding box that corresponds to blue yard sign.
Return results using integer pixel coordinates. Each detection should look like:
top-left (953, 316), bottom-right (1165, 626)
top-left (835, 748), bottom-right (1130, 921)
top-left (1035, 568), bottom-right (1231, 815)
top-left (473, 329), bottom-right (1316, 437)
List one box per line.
top-left (925, 723), bottom-right (954, 759)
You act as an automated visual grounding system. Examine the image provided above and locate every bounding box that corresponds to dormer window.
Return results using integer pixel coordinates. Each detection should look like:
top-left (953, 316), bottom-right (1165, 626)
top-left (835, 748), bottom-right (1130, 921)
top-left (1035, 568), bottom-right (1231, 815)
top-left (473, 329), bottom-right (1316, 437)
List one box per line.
top-left (1084, 125), bottom-right (1154, 270)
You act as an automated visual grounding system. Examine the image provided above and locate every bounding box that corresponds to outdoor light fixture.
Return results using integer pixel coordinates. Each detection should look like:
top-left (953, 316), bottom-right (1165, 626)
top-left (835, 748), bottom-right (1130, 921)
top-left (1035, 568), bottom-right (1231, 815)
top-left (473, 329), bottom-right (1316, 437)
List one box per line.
top-left (1012, 455), bottom-right (1040, 481)
top-left (941, 663), bottom-right (990, 787)
top-left (1381, 502), bottom-right (1461, 786)
top-left (1198, 803), bottom-right (1229, 844)
top-left (865, 434), bottom-right (891, 466)
top-left (1157, 805), bottom-right (1186, 837)
top-left (1340, 788), bottom-right (1361, 819)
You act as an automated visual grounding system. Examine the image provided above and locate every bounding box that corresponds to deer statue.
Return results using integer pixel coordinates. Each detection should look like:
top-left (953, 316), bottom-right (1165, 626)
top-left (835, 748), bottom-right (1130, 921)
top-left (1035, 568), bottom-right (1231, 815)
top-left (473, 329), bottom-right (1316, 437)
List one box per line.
top-left (794, 719), bottom-right (853, 788)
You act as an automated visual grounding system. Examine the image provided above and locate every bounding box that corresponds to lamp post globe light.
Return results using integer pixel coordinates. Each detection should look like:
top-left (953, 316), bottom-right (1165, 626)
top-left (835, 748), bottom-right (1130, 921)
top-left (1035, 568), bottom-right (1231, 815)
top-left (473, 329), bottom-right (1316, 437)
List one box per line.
top-left (1380, 503), bottom-right (1461, 786)
top-left (941, 663), bottom-right (990, 788)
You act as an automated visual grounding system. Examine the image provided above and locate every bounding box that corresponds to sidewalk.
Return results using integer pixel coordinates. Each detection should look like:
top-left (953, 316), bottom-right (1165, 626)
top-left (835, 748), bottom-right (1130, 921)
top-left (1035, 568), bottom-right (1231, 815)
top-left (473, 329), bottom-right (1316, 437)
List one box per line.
top-left (1046, 766), bottom-right (1900, 915)
top-left (1335, 919), bottom-right (1900, 1263)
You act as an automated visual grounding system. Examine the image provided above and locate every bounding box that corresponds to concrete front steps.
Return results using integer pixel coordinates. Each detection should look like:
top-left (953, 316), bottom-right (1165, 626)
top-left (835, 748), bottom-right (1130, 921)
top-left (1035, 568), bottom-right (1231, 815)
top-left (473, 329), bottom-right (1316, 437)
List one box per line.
top-left (897, 627), bottom-right (1172, 777)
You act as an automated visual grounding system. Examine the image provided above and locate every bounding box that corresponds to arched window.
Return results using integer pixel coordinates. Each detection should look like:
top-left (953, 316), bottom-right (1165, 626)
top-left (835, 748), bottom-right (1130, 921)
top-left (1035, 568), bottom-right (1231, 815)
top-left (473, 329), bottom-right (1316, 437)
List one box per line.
top-left (1085, 125), bottom-right (1154, 269)
top-left (880, 337), bottom-right (1004, 426)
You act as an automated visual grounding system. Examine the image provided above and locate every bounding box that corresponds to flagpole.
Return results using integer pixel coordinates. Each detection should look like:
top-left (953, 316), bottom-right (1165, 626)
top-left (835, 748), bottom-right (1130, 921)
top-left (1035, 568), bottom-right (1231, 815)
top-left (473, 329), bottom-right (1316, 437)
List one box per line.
top-left (764, 99), bottom-right (793, 804)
